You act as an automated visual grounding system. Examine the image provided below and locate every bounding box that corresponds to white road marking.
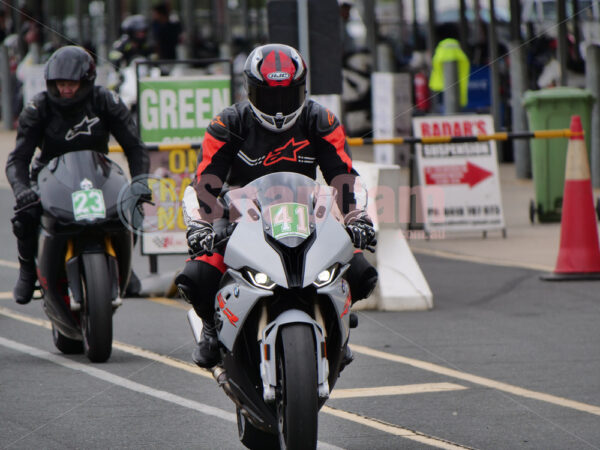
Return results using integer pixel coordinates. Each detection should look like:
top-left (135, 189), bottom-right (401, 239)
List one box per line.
top-left (0, 291), bottom-right (13, 299)
top-left (0, 336), bottom-right (235, 421)
top-left (330, 382), bottom-right (467, 399)
top-left (322, 406), bottom-right (471, 450)
top-left (0, 336), bottom-right (345, 450)
top-left (351, 344), bottom-right (600, 416)
top-left (0, 307), bottom-right (468, 447)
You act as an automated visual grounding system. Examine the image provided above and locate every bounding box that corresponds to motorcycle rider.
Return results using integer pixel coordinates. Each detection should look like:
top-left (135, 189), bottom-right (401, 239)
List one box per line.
top-left (5, 45), bottom-right (150, 305)
top-left (109, 15), bottom-right (154, 69)
top-left (175, 43), bottom-right (378, 368)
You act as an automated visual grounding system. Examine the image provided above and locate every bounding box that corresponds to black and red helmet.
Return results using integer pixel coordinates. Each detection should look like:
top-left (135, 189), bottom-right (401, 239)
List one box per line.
top-left (243, 44), bottom-right (307, 132)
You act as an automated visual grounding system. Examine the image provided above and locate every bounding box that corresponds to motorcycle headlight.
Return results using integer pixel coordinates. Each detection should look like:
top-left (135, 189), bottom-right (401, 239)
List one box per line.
top-left (246, 269), bottom-right (276, 290)
top-left (313, 264), bottom-right (338, 288)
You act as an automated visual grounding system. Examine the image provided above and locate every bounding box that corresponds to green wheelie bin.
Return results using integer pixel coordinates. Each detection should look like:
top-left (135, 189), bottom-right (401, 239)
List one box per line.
top-left (523, 87), bottom-right (594, 223)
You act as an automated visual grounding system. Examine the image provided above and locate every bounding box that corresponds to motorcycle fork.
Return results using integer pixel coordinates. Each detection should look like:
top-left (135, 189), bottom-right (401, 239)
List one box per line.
top-left (64, 237), bottom-right (121, 312)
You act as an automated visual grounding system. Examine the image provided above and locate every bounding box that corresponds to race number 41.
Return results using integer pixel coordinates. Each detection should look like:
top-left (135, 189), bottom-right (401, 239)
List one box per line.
top-left (269, 202), bottom-right (310, 239)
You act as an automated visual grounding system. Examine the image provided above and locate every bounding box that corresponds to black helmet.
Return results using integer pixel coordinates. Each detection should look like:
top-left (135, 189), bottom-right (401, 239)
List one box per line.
top-left (121, 14), bottom-right (148, 42)
top-left (243, 43), bottom-right (307, 132)
top-left (44, 45), bottom-right (96, 108)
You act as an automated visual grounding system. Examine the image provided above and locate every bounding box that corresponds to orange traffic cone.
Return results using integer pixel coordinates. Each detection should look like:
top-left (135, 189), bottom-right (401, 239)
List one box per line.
top-left (542, 115), bottom-right (600, 280)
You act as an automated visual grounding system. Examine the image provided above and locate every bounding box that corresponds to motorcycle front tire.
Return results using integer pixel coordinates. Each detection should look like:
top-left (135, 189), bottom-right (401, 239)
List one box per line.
top-left (81, 253), bottom-right (113, 363)
top-left (277, 324), bottom-right (318, 450)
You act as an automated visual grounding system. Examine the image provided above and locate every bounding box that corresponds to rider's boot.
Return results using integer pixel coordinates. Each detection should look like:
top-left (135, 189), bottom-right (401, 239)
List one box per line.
top-left (192, 318), bottom-right (220, 368)
top-left (13, 240), bottom-right (38, 305)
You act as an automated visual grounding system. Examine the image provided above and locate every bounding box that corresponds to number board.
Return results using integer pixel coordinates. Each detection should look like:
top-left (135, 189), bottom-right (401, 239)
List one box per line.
top-left (269, 203), bottom-right (310, 240)
top-left (71, 189), bottom-right (106, 221)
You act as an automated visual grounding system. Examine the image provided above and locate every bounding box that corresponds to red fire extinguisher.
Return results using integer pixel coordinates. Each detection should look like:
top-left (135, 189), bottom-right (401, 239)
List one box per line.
top-left (414, 72), bottom-right (430, 112)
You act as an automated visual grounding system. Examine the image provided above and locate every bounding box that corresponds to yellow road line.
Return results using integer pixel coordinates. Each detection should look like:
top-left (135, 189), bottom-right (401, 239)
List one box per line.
top-left (145, 296), bottom-right (189, 310)
top-left (330, 382), bottom-right (467, 399)
top-left (0, 259), bottom-right (19, 269)
top-left (0, 306), bottom-right (212, 380)
top-left (322, 406), bottom-right (472, 450)
top-left (0, 291), bottom-right (13, 300)
top-left (4, 304), bottom-right (599, 421)
top-left (351, 344), bottom-right (600, 416)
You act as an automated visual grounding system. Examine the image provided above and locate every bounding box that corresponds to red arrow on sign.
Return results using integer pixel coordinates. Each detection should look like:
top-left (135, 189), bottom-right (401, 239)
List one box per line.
top-left (424, 161), bottom-right (493, 188)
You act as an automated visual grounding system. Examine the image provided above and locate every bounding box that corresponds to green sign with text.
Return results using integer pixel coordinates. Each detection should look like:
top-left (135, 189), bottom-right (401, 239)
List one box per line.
top-left (138, 76), bottom-right (230, 144)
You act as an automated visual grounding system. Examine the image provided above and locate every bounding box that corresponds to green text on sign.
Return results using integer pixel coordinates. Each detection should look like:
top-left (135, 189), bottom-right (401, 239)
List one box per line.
top-left (269, 203), bottom-right (310, 240)
top-left (138, 76), bottom-right (231, 143)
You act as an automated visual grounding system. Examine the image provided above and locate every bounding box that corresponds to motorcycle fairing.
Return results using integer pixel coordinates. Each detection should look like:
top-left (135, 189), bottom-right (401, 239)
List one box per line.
top-left (38, 150), bottom-right (130, 229)
top-left (303, 211), bottom-right (354, 287)
top-left (223, 211), bottom-right (289, 288)
top-left (259, 309), bottom-right (330, 402)
top-left (215, 270), bottom-right (274, 351)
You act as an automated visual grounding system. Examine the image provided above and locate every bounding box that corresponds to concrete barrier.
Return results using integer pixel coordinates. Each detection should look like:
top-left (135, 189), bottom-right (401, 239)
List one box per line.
top-left (352, 161), bottom-right (433, 311)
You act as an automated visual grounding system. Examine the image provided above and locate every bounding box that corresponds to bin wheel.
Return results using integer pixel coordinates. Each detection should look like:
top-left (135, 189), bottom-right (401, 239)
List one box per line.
top-left (529, 200), bottom-right (536, 224)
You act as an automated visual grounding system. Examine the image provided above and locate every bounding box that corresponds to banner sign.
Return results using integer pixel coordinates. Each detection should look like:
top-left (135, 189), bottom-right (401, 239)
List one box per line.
top-left (412, 114), bottom-right (505, 233)
top-left (138, 72), bottom-right (231, 255)
top-left (142, 148), bottom-right (197, 254)
top-left (138, 76), bottom-right (230, 144)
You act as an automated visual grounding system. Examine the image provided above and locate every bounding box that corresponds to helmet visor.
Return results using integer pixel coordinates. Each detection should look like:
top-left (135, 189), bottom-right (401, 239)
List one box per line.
top-left (248, 83), bottom-right (306, 116)
top-left (46, 57), bottom-right (87, 81)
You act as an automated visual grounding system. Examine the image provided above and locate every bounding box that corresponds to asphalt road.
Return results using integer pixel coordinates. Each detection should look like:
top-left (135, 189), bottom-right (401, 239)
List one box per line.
top-left (1, 185), bottom-right (599, 450)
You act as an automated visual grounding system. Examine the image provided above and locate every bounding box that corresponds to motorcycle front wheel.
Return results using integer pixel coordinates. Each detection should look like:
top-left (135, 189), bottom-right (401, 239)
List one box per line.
top-left (276, 324), bottom-right (318, 450)
top-left (81, 253), bottom-right (113, 363)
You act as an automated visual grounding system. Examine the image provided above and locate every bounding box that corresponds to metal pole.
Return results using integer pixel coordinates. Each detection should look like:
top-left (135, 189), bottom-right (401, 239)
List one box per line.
top-left (0, 44), bottom-right (13, 130)
top-left (182, 0), bottom-right (194, 59)
top-left (427, 0), bottom-right (436, 57)
top-left (363, 0), bottom-right (378, 70)
top-left (106, 0), bottom-right (120, 53)
top-left (75, 0), bottom-right (84, 45)
top-left (443, 61), bottom-right (460, 114)
top-left (488, 0), bottom-right (501, 132)
top-left (297, 0), bottom-right (310, 94)
top-left (586, 44), bottom-right (600, 187)
top-left (556, 0), bottom-right (568, 86)
top-left (459, 0), bottom-right (468, 53)
top-left (509, 0), bottom-right (531, 178)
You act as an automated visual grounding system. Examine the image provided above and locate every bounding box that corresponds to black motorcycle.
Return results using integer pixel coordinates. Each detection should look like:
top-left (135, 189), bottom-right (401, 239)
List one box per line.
top-left (35, 150), bottom-right (142, 362)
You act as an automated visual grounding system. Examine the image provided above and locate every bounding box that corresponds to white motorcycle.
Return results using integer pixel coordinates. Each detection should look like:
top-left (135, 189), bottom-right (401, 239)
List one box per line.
top-left (188, 172), bottom-right (360, 450)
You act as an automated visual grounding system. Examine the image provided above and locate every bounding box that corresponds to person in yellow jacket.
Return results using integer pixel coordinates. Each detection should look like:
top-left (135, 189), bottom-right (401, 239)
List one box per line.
top-left (429, 23), bottom-right (470, 109)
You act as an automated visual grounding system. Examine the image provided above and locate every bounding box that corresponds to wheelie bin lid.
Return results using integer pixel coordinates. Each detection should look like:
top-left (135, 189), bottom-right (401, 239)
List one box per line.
top-left (523, 87), bottom-right (595, 108)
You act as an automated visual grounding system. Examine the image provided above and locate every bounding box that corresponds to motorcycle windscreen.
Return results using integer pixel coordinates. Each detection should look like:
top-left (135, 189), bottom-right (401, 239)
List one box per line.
top-left (43, 150), bottom-right (113, 190)
top-left (38, 150), bottom-right (128, 223)
top-left (243, 172), bottom-right (321, 248)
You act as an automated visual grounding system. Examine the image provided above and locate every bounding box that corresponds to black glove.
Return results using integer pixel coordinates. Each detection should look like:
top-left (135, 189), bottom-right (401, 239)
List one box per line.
top-left (187, 220), bottom-right (215, 255)
top-left (130, 178), bottom-right (153, 205)
top-left (15, 188), bottom-right (39, 211)
top-left (346, 216), bottom-right (377, 251)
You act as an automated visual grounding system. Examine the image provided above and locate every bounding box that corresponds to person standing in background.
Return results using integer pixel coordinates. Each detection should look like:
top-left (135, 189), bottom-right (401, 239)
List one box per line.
top-left (150, 2), bottom-right (182, 60)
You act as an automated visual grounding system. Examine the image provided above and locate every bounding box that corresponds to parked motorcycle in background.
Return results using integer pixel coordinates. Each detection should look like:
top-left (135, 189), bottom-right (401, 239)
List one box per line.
top-left (35, 150), bottom-right (147, 362)
top-left (188, 172), bottom-right (361, 450)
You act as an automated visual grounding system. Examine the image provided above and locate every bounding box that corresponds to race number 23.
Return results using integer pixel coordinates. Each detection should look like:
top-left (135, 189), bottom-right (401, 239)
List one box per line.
top-left (72, 189), bottom-right (106, 221)
top-left (269, 202), bottom-right (309, 239)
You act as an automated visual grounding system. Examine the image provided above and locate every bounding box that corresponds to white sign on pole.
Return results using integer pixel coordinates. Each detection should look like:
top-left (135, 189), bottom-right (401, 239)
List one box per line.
top-left (412, 114), bottom-right (505, 233)
top-left (372, 72), bottom-right (412, 165)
